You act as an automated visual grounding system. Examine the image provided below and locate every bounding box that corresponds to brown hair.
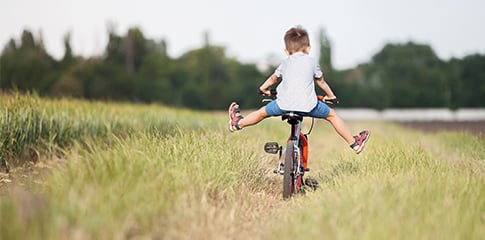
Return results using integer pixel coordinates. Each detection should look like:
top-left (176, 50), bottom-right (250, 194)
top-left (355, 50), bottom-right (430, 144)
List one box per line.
top-left (284, 26), bottom-right (310, 54)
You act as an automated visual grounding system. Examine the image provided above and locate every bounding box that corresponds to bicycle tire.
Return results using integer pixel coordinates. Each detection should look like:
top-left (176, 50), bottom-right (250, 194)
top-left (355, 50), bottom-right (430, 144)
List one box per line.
top-left (283, 141), bottom-right (295, 199)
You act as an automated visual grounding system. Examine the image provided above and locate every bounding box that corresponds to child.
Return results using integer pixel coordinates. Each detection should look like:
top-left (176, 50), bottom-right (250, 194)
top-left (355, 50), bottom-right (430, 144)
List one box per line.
top-left (228, 26), bottom-right (370, 154)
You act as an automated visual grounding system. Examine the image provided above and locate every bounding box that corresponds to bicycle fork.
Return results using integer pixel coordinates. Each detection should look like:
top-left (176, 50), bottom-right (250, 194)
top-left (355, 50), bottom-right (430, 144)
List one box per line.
top-left (264, 124), bottom-right (309, 176)
top-left (273, 141), bottom-right (301, 175)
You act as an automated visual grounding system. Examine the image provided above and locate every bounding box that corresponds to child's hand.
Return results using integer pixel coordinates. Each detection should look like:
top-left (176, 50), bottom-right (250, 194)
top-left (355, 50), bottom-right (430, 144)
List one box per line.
top-left (322, 96), bottom-right (340, 104)
top-left (258, 88), bottom-right (271, 96)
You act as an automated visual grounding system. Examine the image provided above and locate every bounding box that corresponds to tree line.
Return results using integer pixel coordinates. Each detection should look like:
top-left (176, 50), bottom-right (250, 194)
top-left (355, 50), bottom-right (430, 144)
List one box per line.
top-left (1, 27), bottom-right (484, 109)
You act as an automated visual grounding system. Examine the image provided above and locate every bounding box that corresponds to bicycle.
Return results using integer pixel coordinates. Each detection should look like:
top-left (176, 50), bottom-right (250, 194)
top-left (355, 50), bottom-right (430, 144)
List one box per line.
top-left (262, 91), bottom-right (339, 199)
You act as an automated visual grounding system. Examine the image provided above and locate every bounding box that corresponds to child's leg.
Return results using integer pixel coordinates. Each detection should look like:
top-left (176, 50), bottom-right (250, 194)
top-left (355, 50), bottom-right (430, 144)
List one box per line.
top-left (325, 108), bottom-right (371, 154)
top-left (229, 102), bottom-right (271, 132)
top-left (237, 106), bottom-right (269, 128)
top-left (324, 108), bottom-right (355, 145)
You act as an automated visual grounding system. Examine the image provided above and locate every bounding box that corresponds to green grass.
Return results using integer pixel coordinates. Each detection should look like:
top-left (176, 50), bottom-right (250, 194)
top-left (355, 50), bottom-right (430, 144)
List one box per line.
top-left (0, 92), bottom-right (217, 169)
top-left (264, 124), bottom-right (485, 240)
top-left (1, 93), bottom-right (484, 239)
top-left (39, 131), bottom-right (267, 239)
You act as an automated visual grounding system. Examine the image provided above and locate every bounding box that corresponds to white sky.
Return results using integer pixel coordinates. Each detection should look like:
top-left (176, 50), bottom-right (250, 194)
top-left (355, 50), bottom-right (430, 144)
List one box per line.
top-left (1, 0), bottom-right (484, 69)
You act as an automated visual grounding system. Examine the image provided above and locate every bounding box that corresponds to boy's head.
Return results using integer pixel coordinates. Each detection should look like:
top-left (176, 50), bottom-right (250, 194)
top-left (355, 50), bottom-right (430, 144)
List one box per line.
top-left (284, 26), bottom-right (310, 55)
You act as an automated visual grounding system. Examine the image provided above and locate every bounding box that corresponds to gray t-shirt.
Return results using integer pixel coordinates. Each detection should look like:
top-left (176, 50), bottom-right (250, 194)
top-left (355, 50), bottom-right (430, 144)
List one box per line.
top-left (274, 52), bottom-right (323, 112)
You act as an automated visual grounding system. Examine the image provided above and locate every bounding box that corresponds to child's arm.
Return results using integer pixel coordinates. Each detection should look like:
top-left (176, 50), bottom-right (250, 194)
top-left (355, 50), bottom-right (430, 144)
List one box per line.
top-left (259, 74), bottom-right (279, 95)
top-left (315, 77), bottom-right (337, 99)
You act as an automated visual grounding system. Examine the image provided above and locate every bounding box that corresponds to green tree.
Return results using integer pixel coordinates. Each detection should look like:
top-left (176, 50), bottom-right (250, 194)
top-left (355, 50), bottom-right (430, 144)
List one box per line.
top-left (170, 31), bottom-right (264, 110)
top-left (136, 39), bottom-right (172, 103)
top-left (450, 54), bottom-right (485, 107)
top-left (177, 45), bottom-right (229, 109)
top-left (317, 27), bottom-right (353, 107)
top-left (61, 32), bottom-right (74, 66)
top-left (318, 27), bottom-right (333, 78)
top-left (105, 27), bottom-right (148, 73)
top-left (369, 42), bottom-right (448, 108)
top-left (0, 30), bottom-right (56, 93)
top-left (50, 32), bottom-right (83, 98)
top-left (4, 26), bottom-right (484, 110)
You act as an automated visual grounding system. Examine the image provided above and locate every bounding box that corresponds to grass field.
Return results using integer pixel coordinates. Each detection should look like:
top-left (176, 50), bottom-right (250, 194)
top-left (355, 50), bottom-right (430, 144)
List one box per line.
top-left (1, 93), bottom-right (484, 239)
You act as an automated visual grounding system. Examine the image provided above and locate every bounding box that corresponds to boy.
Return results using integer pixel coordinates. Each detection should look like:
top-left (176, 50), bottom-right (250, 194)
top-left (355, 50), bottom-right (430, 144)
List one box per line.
top-left (228, 26), bottom-right (370, 154)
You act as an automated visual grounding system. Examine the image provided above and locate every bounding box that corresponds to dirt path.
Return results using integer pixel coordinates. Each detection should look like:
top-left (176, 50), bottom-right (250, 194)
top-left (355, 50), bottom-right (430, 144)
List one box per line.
top-left (397, 121), bottom-right (485, 137)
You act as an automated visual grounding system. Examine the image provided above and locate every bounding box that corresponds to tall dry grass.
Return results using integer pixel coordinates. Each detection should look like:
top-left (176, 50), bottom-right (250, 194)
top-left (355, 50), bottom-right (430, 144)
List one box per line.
top-left (1, 93), bottom-right (281, 239)
top-left (1, 93), bottom-right (484, 239)
top-left (260, 122), bottom-right (485, 240)
top-left (0, 92), bottom-right (216, 170)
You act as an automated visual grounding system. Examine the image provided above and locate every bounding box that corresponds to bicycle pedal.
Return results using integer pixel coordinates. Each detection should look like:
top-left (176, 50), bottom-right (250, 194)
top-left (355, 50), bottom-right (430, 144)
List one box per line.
top-left (305, 167), bottom-right (310, 172)
top-left (304, 178), bottom-right (319, 190)
top-left (264, 142), bottom-right (280, 154)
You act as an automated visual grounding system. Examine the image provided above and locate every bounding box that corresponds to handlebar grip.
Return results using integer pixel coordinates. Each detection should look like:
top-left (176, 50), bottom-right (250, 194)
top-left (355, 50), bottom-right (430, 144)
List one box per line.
top-left (326, 98), bottom-right (340, 104)
top-left (317, 95), bottom-right (340, 104)
top-left (259, 89), bottom-right (277, 96)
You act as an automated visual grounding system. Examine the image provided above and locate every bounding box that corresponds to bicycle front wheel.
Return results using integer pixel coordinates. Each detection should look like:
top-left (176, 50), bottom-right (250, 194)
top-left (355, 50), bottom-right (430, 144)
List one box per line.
top-left (283, 140), bottom-right (296, 199)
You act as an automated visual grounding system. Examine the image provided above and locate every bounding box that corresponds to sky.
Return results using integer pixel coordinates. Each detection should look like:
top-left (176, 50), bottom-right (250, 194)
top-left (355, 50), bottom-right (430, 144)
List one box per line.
top-left (1, 0), bottom-right (484, 69)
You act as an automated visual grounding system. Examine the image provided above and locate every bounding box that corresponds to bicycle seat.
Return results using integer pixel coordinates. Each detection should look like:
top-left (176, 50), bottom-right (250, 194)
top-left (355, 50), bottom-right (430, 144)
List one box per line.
top-left (282, 112), bottom-right (303, 123)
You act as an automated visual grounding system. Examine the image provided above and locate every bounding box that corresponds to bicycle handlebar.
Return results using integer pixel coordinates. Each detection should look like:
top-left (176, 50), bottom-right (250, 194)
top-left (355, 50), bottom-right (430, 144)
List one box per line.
top-left (317, 95), bottom-right (340, 105)
top-left (258, 89), bottom-right (277, 96)
top-left (260, 89), bottom-right (340, 105)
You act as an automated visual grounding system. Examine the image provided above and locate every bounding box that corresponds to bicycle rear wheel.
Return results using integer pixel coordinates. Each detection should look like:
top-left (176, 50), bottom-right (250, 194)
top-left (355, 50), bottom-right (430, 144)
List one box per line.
top-left (283, 141), bottom-right (295, 199)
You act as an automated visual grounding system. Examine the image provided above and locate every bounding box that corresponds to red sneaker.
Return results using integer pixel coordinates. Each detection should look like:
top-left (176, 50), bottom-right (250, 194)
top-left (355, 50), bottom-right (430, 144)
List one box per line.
top-left (228, 102), bottom-right (244, 132)
top-left (350, 130), bottom-right (370, 154)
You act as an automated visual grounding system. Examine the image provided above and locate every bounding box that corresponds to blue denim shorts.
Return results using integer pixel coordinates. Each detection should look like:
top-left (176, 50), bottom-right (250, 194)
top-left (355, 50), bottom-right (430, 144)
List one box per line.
top-left (265, 100), bottom-right (330, 118)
